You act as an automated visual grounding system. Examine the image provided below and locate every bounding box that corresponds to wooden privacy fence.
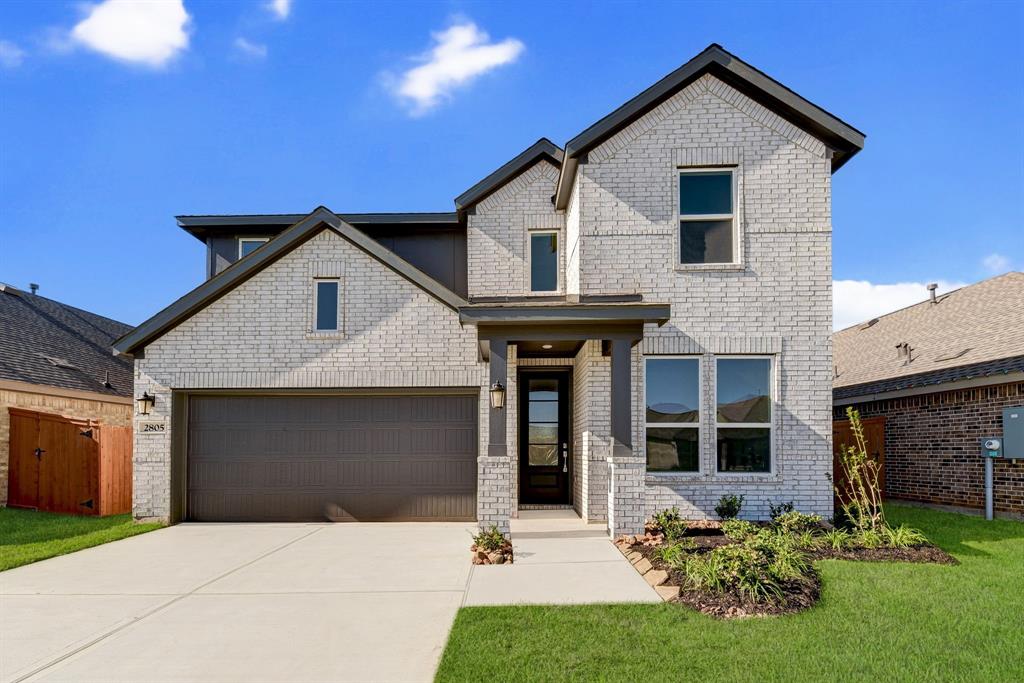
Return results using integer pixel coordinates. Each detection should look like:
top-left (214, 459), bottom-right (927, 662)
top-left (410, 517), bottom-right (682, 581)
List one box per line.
top-left (832, 415), bottom-right (886, 506)
top-left (8, 408), bottom-right (132, 516)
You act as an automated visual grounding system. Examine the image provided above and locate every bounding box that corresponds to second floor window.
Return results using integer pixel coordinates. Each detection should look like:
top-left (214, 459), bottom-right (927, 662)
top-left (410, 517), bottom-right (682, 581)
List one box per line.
top-left (679, 169), bottom-right (735, 265)
top-left (529, 231), bottom-right (559, 293)
top-left (314, 279), bottom-right (339, 332)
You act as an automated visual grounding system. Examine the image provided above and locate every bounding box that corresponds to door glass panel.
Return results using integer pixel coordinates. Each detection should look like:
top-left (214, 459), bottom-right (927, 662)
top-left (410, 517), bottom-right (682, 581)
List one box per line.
top-left (528, 378), bottom-right (558, 400)
top-left (529, 445), bottom-right (558, 466)
top-left (528, 423), bottom-right (558, 443)
top-left (529, 401), bottom-right (557, 422)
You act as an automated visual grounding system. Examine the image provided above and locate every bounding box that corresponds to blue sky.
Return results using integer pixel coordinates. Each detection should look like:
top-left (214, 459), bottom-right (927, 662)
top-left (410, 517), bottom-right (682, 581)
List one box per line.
top-left (1, 0), bottom-right (1021, 328)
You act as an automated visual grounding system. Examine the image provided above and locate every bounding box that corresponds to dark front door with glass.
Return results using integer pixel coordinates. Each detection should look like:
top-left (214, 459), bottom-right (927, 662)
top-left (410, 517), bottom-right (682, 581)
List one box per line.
top-left (519, 372), bottom-right (570, 504)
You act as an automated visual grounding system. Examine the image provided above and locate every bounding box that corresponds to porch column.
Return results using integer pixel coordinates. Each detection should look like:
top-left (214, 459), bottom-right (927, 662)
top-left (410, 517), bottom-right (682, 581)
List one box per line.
top-left (479, 338), bottom-right (512, 535)
top-left (607, 338), bottom-right (645, 537)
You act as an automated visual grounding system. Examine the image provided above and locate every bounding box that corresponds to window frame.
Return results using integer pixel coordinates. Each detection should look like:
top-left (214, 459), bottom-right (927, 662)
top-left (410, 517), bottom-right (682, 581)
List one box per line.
top-left (643, 355), bottom-right (703, 475)
top-left (714, 354), bottom-right (775, 475)
top-left (312, 278), bottom-right (341, 333)
top-left (527, 229), bottom-right (561, 294)
top-left (238, 237), bottom-right (270, 259)
top-left (676, 166), bottom-right (739, 267)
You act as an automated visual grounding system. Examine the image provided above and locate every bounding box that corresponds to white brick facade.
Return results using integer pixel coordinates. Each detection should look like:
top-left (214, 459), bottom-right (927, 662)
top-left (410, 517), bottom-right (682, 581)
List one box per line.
top-left (133, 70), bottom-right (839, 535)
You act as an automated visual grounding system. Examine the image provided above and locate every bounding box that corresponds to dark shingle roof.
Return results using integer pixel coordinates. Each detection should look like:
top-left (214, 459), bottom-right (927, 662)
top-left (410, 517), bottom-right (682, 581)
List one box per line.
top-left (0, 284), bottom-right (133, 398)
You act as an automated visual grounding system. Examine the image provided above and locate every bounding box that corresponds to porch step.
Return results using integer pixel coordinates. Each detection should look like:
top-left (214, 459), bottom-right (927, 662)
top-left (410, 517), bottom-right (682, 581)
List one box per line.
top-left (511, 509), bottom-right (610, 540)
top-left (518, 504), bottom-right (575, 511)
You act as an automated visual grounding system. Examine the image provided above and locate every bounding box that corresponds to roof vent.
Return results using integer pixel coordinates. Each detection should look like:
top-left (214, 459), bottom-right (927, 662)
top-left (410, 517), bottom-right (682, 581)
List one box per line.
top-left (37, 354), bottom-right (77, 369)
top-left (895, 342), bottom-right (914, 364)
top-left (927, 283), bottom-right (937, 303)
top-left (29, 283), bottom-right (39, 295)
top-left (935, 348), bottom-right (972, 362)
top-left (860, 318), bottom-right (879, 330)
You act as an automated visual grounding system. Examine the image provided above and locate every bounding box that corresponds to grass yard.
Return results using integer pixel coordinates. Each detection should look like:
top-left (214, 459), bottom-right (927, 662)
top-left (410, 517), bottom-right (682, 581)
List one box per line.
top-left (0, 508), bottom-right (163, 571)
top-left (437, 505), bottom-right (1024, 682)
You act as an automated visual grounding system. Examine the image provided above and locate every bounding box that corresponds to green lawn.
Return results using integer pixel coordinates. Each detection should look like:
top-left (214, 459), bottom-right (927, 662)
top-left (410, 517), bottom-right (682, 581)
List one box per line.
top-left (0, 508), bottom-right (163, 571)
top-left (437, 506), bottom-right (1024, 682)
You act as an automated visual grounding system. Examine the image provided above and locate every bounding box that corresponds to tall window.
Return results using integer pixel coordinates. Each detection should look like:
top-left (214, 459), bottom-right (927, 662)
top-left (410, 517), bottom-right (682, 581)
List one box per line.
top-left (716, 357), bottom-right (772, 472)
top-left (679, 169), bottom-right (735, 264)
top-left (645, 357), bottom-right (700, 472)
top-left (314, 279), bottom-right (339, 332)
top-left (529, 231), bottom-right (559, 293)
top-left (238, 237), bottom-right (269, 258)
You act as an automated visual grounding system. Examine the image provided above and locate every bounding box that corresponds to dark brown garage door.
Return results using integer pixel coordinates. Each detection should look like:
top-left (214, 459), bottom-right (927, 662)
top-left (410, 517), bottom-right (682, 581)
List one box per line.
top-left (186, 394), bottom-right (477, 522)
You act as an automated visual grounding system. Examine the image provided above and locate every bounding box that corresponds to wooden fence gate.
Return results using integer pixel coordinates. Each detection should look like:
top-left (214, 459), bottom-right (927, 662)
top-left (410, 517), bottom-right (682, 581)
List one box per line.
top-left (832, 415), bottom-right (886, 506)
top-left (7, 408), bottom-right (132, 516)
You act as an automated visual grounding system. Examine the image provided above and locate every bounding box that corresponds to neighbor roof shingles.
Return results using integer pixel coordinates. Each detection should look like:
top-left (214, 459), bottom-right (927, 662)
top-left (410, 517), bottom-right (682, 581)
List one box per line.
top-left (0, 285), bottom-right (133, 398)
top-left (833, 272), bottom-right (1024, 398)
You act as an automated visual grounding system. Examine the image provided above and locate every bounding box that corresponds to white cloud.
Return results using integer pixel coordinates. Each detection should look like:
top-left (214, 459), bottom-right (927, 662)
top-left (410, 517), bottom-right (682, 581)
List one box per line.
top-left (267, 0), bottom-right (292, 20)
top-left (71, 0), bottom-right (190, 67)
top-left (833, 279), bottom-right (967, 331)
top-left (0, 40), bottom-right (25, 68)
top-left (234, 37), bottom-right (267, 60)
top-left (391, 20), bottom-right (524, 116)
top-left (982, 253), bottom-right (1010, 274)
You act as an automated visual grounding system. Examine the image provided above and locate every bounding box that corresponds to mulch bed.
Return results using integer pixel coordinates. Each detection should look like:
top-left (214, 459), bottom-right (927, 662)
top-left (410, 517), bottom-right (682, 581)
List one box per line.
top-left (621, 528), bottom-right (956, 619)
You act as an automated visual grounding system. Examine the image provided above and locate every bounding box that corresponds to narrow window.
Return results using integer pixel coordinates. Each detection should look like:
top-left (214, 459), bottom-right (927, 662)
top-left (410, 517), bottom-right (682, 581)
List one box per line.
top-left (645, 357), bottom-right (700, 472)
top-left (238, 237), bottom-right (269, 258)
top-left (716, 357), bottom-right (772, 473)
top-left (314, 279), bottom-right (339, 332)
top-left (679, 169), bottom-right (735, 264)
top-left (529, 231), bottom-right (559, 293)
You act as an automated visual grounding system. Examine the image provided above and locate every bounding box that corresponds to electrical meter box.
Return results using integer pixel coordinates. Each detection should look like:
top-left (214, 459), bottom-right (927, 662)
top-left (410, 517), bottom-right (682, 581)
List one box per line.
top-left (1004, 406), bottom-right (1024, 459)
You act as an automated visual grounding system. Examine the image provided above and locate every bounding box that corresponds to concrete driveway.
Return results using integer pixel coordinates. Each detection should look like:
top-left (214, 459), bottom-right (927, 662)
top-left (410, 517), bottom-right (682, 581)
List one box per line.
top-left (1, 523), bottom-right (476, 683)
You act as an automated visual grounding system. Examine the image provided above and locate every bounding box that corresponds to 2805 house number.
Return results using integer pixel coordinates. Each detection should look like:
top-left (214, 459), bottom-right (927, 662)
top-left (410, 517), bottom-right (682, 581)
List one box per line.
top-left (139, 421), bottom-right (166, 434)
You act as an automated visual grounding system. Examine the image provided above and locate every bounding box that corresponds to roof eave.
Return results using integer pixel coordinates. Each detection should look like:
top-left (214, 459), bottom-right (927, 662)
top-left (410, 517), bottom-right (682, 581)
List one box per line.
top-left (455, 138), bottom-right (565, 216)
top-left (458, 303), bottom-right (670, 326)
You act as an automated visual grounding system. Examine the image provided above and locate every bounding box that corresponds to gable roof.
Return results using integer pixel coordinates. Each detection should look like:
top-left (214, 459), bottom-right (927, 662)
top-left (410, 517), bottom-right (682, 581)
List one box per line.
top-left (554, 43), bottom-right (866, 209)
top-left (113, 207), bottom-right (469, 356)
top-left (0, 283), bottom-right (133, 397)
top-left (176, 212), bottom-right (460, 242)
top-left (455, 138), bottom-right (563, 215)
top-left (833, 272), bottom-right (1024, 400)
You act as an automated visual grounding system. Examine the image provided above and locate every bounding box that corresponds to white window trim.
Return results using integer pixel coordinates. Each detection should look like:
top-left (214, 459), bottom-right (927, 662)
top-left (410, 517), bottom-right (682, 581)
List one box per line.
top-left (714, 354), bottom-right (774, 476)
top-left (312, 278), bottom-right (341, 333)
top-left (643, 355), bottom-right (703, 475)
top-left (238, 237), bottom-right (270, 259)
top-left (675, 166), bottom-right (742, 270)
top-left (527, 229), bottom-right (561, 294)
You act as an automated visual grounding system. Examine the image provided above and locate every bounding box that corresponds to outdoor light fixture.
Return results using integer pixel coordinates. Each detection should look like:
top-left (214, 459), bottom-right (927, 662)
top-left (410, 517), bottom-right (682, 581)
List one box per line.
top-left (489, 381), bottom-right (506, 409)
top-left (541, 344), bottom-right (553, 350)
top-left (136, 392), bottom-right (156, 415)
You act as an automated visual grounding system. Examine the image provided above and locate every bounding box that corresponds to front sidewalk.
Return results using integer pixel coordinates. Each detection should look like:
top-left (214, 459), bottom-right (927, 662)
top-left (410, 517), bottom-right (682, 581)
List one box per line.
top-left (464, 510), bottom-right (661, 605)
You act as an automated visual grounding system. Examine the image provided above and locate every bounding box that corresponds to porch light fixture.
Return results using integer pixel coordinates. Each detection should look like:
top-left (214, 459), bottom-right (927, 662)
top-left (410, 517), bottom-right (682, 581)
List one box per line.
top-left (489, 381), bottom-right (506, 410)
top-left (136, 392), bottom-right (156, 415)
top-left (541, 344), bottom-right (553, 350)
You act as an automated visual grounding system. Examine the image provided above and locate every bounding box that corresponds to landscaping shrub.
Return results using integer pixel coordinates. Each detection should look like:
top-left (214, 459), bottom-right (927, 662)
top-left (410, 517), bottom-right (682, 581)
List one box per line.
top-left (769, 500), bottom-right (795, 521)
top-left (651, 507), bottom-right (688, 542)
top-left (715, 494), bottom-right (744, 520)
top-left (773, 510), bottom-right (823, 535)
top-left (721, 519), bottom-right (758, 540)
top-left (472, 525), bottom-right (506, 552)
top-left (653, 538), bottom-right (694, 565)
top-left (822, 528), bottom-right (852, 550)
top-left (834, 408), bottom-right (885, 532)
top-left (881, 524), bottom-right (928, 549)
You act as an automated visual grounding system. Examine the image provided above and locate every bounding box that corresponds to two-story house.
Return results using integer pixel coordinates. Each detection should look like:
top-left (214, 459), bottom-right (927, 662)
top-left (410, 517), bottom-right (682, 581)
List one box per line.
top-left (114, 44), bottom-right (864, 536)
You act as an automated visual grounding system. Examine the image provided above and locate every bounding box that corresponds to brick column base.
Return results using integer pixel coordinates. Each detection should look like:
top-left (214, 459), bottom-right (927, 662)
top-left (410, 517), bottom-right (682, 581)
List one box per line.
top-left (606, 442), bottom-right (645, 537)
top-left (477, 455), bottom-right (513, 536)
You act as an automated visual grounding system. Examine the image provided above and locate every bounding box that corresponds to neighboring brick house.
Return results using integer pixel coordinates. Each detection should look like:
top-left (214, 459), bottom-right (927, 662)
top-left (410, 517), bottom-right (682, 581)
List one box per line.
top-left (0, 283), bottom-right (134, 506)
top-left (833, 273), bottom-right (1024, 519)
top-left (114, 44), bottom-right (865, 535)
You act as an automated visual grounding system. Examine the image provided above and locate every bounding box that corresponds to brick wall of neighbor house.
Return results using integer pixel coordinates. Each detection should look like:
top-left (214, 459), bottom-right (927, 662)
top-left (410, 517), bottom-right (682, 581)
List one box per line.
top-left (467, 160), bottom-right (565, 298)
top-left (131, 229), bottom-right (509, 528)
top-left (836, 380), bottom-right (1024, 518)
top-left (1, 387), bottom-right (132, 506)
top-left (577, 73), bottom-right (835, 521)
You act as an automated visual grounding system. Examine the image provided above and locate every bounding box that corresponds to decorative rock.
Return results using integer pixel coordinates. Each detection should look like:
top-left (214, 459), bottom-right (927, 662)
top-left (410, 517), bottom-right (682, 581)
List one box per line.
top-left (634, 558), bottom-right (652, 574)
top-left (626, 551), bottom-right (642, 564)
top-left (655, 585), bottom-right (680, 601)
top-left (487, 551), bottom-right (505, 565)
top-left (644, 569), bottom-right (669, 587)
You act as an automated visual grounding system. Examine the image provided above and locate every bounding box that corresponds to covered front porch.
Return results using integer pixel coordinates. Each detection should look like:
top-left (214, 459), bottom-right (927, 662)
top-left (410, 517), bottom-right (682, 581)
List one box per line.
top-left (461, 301), bottom-right (670, 537)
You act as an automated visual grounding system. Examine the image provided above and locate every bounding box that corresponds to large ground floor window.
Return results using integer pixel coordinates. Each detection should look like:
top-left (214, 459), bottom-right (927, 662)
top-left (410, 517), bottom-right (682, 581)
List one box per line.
top-left (645, 357), bottom-right (700, 472)
top-left (716, 357), bottom-right (772, 473)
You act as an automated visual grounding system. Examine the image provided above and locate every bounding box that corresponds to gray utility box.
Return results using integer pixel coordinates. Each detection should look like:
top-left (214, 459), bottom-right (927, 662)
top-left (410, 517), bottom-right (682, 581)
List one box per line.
top-left (1004, 406), bottom-right (1024, 459)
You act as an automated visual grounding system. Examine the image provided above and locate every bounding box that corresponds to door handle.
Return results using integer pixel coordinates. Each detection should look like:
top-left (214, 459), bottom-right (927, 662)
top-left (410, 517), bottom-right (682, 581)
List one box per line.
top-left (34, 448), bottom-right (45, 460)
top-left (561, 443), bottom-right (568, 473)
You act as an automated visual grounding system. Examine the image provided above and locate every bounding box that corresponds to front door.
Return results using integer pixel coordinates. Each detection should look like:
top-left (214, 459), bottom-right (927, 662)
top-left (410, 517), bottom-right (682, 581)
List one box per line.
top-left (519, 371), bottom-right (571, 504)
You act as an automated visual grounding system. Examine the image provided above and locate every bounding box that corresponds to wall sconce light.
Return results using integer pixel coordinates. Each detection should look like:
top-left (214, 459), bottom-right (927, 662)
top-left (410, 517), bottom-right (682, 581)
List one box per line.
top-left (136, 392), bottom-right (156, 415)
top-left (489, 381), bottom-right (505, 410)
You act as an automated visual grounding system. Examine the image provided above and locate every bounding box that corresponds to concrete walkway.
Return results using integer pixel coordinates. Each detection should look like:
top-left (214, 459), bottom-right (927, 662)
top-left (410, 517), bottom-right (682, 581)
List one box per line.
top-left (1, 523), bottom-right (476, 683)
top-left (464, 510), bottom-right (661, 606)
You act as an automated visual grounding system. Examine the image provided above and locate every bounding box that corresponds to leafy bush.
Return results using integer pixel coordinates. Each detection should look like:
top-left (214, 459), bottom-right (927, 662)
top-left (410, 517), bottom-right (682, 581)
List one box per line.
top-left (722, 519), bottom-right (759, 540)
top-left (855, 529), bottom-right (884, 549)
top-left (773, 510), bottom-right (823, 535)
top-left (650, 507), bottom-right (689, 542)
top-left (715, 494), bottom-right (744, 520)
top-left (653, 538), bottom-right (694, 564)
top-left (794, 530), bottom-right (821, 550)
top-left (769, 500), bottom-right (795, 521)
top-left (881, 524), bottom-right (928, 549)
top-left (472, 525), bottom-right (506, 552)
top-left (822, 528), bottom-right (852, 550)
top-left (834, 408), bottom-right (885, 532)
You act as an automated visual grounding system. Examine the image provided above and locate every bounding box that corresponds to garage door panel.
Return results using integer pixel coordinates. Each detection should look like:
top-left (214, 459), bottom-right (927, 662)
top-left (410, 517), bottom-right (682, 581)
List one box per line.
top-left (187, 394), bottom-right (477, 522)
